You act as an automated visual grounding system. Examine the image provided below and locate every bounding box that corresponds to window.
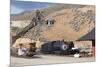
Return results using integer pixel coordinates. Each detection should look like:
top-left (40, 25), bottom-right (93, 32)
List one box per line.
top-left (46, 19), bottom-right (55, 26)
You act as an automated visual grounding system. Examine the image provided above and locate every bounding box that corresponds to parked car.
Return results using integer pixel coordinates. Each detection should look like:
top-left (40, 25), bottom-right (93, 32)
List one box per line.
top-left (41, 40), bottom-right (80, 55)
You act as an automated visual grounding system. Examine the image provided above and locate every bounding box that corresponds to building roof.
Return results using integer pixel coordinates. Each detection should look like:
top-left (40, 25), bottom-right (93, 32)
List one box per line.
top-left (78, 28), bottom-right (95, 40)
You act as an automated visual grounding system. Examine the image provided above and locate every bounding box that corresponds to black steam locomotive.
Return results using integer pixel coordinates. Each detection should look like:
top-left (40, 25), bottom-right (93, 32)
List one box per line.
top-left (41, 40), bottom-right (80, 55)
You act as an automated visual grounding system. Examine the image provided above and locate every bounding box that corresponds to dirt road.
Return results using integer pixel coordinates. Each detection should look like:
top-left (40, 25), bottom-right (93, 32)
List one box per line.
top-left (11, 54), bottom-right (95, 67)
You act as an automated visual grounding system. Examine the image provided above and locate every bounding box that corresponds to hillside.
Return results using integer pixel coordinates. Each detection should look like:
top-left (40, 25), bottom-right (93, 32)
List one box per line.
top-left (11, 4), bottom-right (86, 21)
top-left (41, 6), bottom-right (95, 41)
top-left (11, 4), bottom-right (95, 42)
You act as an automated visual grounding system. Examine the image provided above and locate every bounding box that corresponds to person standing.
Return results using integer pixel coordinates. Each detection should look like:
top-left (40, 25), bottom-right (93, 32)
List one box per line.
top-left (18, 43), bottom-right (27, 56)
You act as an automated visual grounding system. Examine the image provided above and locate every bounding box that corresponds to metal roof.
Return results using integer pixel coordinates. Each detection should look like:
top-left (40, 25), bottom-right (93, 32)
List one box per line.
top-left (78, 28), bottom-right (95, 40)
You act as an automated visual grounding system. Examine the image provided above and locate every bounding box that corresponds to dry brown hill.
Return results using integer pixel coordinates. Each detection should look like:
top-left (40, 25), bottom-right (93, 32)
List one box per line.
top-left (11, 4), bottom-right (95, 42)
top-left (11, 4), bottom-right (86, 21)
top-left (41, 6), bottom-right (95, 41)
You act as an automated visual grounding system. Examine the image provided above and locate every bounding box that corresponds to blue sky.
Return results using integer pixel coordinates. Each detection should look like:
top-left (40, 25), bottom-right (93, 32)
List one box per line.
top-left (11, 0), bottom-right (52, 14)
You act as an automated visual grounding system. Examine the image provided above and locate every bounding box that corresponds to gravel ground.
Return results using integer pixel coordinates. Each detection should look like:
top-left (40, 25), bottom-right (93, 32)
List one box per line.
top-left (11, 54), bottom-right (95, 67)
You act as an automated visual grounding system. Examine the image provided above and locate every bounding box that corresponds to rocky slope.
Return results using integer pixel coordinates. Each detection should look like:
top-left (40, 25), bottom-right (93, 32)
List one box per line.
top-left (11, 4), bottom-right (95, 42)
top-left (41, 5), bottom-right (95, 41)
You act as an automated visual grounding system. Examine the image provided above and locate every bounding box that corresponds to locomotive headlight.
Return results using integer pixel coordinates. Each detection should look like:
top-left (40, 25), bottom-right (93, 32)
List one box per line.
top-left (61, 45), bottom-right (68, 50)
